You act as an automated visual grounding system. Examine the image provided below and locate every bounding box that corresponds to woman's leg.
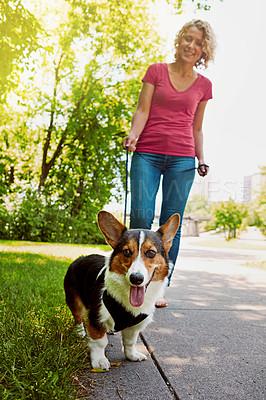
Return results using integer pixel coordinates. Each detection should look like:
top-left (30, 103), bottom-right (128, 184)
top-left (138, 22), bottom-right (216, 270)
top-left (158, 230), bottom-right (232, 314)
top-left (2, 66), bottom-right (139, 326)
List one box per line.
top-left (130, 152), bottom-right (162, 229)
top-left (160, 156), bottom-right (195, 285)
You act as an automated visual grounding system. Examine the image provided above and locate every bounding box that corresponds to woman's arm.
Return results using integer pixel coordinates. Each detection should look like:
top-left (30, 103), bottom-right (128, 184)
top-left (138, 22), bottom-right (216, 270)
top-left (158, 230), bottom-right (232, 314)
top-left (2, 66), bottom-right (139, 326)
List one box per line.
top-left (193, 100), bottom-right (209, 176)
top-left (123, 81), bottom-right (154, 152)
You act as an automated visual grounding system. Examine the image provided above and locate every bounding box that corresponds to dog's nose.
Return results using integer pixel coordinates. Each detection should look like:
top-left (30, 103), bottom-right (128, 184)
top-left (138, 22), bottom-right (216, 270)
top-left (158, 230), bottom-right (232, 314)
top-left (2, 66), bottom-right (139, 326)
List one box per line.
top-left (130, 273), bottom-right (144, 286)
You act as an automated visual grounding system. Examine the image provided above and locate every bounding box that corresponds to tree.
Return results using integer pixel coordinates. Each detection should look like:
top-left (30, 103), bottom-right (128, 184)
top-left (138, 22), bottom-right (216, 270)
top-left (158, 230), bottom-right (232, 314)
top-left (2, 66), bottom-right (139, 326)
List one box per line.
top-left (248, 166), bottom-right (266, 236)
top-left (0, 0), bottom-right (222, 243)
top-left (34, 0), bottom-right (165, 228)
top-left (0, 0), bottom-right (164, 243)
top-left (166, 0), bottom-right (218, 12)
top-left (1, 0), bottom-right (162, 187)
top-left (185, 194), bottom-right (209, 216)
top-left (210, 199), bottom-right (248, 240)
top-left (0, 0), bottom-right (40, 99)
top-left (0, 0), bottom-right (41, 197)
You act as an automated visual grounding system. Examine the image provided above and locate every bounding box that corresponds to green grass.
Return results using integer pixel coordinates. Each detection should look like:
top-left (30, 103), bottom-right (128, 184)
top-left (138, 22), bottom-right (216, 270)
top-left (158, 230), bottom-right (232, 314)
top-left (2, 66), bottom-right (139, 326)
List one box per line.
top-left (0, 240), bottom-right (111, 259)
top-left (190, 237), bottom-right (266, 251)
top-left (0, 243), bottom-right (104, 399)
top-left (245, 260), bottom-right (266, 271)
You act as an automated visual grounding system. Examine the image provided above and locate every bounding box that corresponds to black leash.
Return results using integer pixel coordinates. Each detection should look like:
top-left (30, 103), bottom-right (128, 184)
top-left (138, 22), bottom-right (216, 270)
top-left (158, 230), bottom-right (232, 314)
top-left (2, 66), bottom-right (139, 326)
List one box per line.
top-left (135, 150), bottom-right (209, 175)
top-left (124, 146), bottom-right (129, 226)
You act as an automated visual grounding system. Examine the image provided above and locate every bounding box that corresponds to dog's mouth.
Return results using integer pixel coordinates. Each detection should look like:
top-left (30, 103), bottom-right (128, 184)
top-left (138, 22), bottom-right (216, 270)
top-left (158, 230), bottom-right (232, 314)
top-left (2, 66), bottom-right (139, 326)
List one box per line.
top-left (129, 270), bottom-right (155, 307)
top-left (130, 286), bottom-right (145, 307)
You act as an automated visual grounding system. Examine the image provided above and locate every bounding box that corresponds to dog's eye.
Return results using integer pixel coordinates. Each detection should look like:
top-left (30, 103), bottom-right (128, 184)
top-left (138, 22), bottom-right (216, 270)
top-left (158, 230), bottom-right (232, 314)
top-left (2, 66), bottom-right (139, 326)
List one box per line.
top-left (145, 249), bottom-right (156, 259)
top-left (123, 249), bottom-right (132, 258)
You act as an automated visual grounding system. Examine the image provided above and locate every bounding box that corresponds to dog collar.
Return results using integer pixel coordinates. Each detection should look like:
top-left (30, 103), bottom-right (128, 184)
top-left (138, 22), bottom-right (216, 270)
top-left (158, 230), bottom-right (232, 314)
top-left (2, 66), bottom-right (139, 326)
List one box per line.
top-left (103, 290), bottom-right (148, 332)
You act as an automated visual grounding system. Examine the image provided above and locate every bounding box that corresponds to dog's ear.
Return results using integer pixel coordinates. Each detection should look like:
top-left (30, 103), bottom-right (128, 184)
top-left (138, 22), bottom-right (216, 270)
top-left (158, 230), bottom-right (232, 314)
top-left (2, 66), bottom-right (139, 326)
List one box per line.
top-left (97, 211), bottom-right (127, 249)
top-left (157, 213), bottom-right (180, 254)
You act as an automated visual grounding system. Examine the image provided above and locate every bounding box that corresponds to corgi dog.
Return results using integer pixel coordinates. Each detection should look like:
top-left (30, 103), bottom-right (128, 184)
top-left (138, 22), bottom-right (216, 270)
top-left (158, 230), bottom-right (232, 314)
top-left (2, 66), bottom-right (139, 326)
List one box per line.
top-left (64, 211), bottom-right (180, 370)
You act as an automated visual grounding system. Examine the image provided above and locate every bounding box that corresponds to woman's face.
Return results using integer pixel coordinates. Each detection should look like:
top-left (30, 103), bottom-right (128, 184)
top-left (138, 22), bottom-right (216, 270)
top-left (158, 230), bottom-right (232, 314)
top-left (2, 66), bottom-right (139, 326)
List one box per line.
top-left (178, 26), bottom-right (204, 66)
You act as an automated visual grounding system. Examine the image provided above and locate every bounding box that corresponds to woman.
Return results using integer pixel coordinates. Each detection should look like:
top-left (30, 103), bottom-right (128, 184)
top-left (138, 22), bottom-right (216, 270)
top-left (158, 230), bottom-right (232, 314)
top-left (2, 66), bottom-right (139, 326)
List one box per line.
top-left (123, 20), bottom-right (216, 307)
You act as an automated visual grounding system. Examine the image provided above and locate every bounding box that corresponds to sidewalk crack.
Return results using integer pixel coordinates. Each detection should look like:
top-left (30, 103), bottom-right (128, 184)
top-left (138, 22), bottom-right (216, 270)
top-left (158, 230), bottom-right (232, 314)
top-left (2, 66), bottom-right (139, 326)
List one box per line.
top-left (140, 333), bottom-right (181, 400)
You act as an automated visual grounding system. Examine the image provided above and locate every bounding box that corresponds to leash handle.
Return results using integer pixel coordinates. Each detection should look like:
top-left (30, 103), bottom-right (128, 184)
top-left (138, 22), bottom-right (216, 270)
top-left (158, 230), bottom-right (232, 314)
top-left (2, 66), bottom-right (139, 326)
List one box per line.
top-left (124, 146), bottom-right (129, 226)
top-left (198, 163), bottom-right (209, 177)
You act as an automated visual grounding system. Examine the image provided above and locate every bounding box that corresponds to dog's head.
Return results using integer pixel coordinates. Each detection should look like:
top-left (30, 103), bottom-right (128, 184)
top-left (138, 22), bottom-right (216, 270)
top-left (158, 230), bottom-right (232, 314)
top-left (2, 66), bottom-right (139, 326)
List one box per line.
top-left (97, 211), bottom-right (180, 307)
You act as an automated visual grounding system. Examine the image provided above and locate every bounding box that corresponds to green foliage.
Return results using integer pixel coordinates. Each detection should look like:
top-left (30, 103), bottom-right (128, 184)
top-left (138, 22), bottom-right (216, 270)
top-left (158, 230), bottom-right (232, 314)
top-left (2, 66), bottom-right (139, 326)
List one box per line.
top-left (36, 0), bottom-right (163, 192)
top-left (245, 260), bottom-right (266, 271)
top-left (185, 194), bottom-right (209, 216)
top-left (0, 203), bottom-right (11, 239)
top-left (0, 189), bottom-right (105, 244)
top-left (185, 194), bottom-right (210, 232)
top-left (0, 0), bottom-right (163, 243)
top-left (0, 0), bottom-right (220, 243)
top-left (164, 0), bottom-right (221, 13)
top-left (191, 0), bottom-right (215, 11)
top-left (209, 198), bottom-right (248, 240)
top-left (247, 166), bottom-right (266, 236)
top-left (0, 251), bottom-right (89, 399)
top-left (0, 0), bottom-right (40, 98)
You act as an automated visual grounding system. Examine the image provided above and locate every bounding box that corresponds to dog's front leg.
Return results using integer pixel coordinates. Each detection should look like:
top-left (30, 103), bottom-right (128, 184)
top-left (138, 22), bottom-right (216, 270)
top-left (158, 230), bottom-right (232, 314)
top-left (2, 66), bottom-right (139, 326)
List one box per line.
top-left (122, 326), bottom-right (147, 362)
top-left (88, 334), bottom-right (110, 370)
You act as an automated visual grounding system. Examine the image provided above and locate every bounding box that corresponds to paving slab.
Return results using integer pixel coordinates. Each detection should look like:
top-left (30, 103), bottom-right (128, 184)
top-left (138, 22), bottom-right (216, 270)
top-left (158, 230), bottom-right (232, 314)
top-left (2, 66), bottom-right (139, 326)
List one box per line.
top-left (82, 332), bottom-right (174, 399)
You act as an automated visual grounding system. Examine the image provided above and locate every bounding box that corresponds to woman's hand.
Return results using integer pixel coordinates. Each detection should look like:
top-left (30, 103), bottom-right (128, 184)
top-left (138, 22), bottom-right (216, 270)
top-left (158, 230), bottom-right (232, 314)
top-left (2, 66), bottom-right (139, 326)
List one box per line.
top-left (122, 134), bottom-right (138, 152)
top-left (197, 162), bottom-right (209, 177)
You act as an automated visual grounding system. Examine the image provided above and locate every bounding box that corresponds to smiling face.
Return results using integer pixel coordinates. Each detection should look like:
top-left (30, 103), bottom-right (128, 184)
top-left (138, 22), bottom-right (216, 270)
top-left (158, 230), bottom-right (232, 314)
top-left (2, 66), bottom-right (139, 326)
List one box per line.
top-left (177, 26), bottom-right (204, 66)
top-left (109, 229), bottom-right (169, 307)
top-left (109, 230), bottom-right (169, 283)
top-left (97, 211), bottom-right (180, 308)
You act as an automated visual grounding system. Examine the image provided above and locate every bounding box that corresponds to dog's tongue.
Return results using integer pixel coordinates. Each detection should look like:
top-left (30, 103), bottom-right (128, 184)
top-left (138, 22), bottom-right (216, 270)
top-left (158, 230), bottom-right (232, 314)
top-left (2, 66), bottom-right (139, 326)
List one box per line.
top-left (130, 286), bottom-right (145, 307)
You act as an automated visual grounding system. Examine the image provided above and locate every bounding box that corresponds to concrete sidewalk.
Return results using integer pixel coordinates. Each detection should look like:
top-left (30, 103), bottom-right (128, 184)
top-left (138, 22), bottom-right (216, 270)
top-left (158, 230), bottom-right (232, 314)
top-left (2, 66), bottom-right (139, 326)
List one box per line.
top-left (81, 239), bottom-right (266, 399)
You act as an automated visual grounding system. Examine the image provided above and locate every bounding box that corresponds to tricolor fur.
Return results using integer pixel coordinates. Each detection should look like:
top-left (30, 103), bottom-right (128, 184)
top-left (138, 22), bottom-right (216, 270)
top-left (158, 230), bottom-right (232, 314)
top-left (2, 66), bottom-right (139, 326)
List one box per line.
top-left (64, 211), bottom-right (180, 370)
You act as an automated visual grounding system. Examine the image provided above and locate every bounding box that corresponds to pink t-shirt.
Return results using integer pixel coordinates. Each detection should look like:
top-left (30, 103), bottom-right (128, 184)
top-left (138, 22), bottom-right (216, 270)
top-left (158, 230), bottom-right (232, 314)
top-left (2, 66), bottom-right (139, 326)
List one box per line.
top-left (136, 63), bottom-right (212, 157)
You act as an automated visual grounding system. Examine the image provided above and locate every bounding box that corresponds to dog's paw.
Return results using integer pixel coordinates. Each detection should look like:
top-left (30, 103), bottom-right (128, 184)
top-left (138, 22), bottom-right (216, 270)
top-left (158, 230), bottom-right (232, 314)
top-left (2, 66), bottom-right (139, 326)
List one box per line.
top-left (91, 356), bottom-right (110, 371)
top-left (124, 349), bottom-right (147, 362)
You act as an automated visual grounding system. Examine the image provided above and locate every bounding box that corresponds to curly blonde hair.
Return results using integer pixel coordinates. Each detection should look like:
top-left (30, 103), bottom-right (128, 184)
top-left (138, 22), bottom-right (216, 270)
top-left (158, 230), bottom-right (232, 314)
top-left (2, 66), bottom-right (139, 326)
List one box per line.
top-left (174, 19), bottom-right (216, 69)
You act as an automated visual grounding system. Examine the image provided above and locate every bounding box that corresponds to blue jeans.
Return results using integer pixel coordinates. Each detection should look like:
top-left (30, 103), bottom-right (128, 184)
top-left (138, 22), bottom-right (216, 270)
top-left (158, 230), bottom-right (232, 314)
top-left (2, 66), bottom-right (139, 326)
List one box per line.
top-left (130, 151), bottom-right (195, 285)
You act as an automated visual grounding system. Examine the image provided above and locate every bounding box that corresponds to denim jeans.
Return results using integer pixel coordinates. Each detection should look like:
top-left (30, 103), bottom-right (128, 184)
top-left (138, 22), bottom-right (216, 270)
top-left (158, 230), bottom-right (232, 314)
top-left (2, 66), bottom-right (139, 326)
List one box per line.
top-left (130, 151), bottom-right (195, 285)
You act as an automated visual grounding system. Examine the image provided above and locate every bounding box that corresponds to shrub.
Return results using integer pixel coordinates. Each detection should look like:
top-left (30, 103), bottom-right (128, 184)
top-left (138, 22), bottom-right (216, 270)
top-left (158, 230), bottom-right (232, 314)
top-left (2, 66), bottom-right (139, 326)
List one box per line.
top-left (0, 189), bottom-right (106, 244)
top-left (209, 198), bottom-right (248, 240)
top-left (0, 204), bottom-right (11, 239)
